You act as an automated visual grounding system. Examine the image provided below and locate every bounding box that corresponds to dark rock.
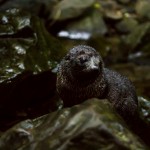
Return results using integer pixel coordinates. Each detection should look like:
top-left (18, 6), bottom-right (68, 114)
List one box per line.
top-left (135, 0), bottom-right (150, 20)
top-left (50, 0), bottom-right (95, 21)
top-left (117, 0), bottom-right (132, 4)
top-left (0, 0), bottom-right (53, 16)
top-left (130, 97), bottom-right (150, 147)
top-left (99, 0), bottom-right (123, 20)
top-left (0, 99), bottom-right (147, 150)
top-left (0, 8), bottom-right (64, 130)
top-left (122, 22), bottom-right (150, 65)
top-left (57, 10), bottom-right (107, 40)
top-left (138, 97), bottom-right (150, 126)
top-left (116, 18), bottom-right (138, 33)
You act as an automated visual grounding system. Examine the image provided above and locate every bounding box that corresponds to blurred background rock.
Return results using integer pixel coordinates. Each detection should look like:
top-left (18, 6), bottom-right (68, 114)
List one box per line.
top-left (0, 0), bottom-right (149, 149)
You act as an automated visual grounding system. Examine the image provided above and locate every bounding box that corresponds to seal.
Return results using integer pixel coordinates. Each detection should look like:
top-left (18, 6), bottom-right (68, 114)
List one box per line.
top-left (56, 45), bottom-right (138, 120)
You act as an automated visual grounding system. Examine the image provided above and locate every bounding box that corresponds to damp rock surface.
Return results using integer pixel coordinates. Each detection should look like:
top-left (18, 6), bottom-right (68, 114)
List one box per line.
top-left (0, 0), bottom-right (149, 149)
top-left (0, 8), bottom-right (64, 130)
top-left (0, 99), bottom-right (147, 150)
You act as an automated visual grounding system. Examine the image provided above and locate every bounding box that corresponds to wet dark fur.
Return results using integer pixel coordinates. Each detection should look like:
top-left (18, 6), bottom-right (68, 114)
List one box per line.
top-left (56, 45), bottom-right (138, 120)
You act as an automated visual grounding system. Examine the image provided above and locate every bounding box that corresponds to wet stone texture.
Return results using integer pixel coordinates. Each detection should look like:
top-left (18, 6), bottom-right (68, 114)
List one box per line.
top-left (0, 0), bottom-right (150, 149)
top-left (0, 8), bottom-right (65, 130)
top-left (0, 99), bottom-right (148, 150)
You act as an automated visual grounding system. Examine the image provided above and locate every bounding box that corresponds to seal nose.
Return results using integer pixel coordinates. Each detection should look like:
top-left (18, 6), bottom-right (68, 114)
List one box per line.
top-left (91, 65), bottom-right (99, 70)
top-left (89, 58), bottom-right (99, 69)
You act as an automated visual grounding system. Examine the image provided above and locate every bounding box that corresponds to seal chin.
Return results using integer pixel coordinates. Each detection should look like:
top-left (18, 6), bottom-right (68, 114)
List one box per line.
top-left (72, 65), bottom-right (100, 81)
top-left (82, 65), bottom-right (100, 74)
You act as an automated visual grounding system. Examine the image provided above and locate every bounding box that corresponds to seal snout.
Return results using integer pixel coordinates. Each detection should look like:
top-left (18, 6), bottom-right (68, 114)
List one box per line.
top-left (74, 51), bottom-right (101, 75)
top-left (86, 56), bottom-right (100, 72)
top-left (78, 55), bottom-right (88, 65)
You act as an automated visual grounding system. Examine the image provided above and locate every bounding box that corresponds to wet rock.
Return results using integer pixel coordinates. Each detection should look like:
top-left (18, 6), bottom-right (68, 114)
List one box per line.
top-left (0, 99), bottom-right (147, 150)
top-left (116, 17), bottom-right (138, 33)
top-left (132, 97), bottom-right (150, 147)
top-left (57, 10), bottom-right (107, 40)
top-left (51, 0), bottom-right (95, 21)
top-left (138, 97), bottom-right (150, 125)
top-left (117, 0), bottom-right (132, 4)
top-left (135, 0), bottom-right (150, 20)
top-left (128, 51), bottom-right (150, 65)
top-left (0, 8), bottom-right (64, 130)
top-left (124, 22), bottom-right (150, 50)
top-left (0, 0), bottom-right (53, 16)
top-left (122, 22), bottom-right (150, 65)
top-left (0, 120), bottom-right (34, 149)
top-left (99, 0), bottom-right (123, 20)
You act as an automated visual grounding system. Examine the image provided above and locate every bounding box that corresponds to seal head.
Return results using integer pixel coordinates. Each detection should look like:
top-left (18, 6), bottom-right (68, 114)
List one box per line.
top-left (57, 45), bottom-right (106, 106)
top-left (64, 45), bottom-right (103, 82)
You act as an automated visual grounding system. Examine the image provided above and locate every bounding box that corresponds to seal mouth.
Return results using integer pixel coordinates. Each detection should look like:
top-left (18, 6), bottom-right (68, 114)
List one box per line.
top-left (81, 64), bottom-right (100, 73)
top-left (80, 66), bottom-right (100, 77)
top-left (72, 67), bottom-right (99, 81)
top-left (72, 57), bottom-right (100, 80)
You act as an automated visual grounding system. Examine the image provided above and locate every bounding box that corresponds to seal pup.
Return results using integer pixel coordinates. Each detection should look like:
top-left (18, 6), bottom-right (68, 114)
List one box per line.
top-left (56, 45), bottom-right (138, 120)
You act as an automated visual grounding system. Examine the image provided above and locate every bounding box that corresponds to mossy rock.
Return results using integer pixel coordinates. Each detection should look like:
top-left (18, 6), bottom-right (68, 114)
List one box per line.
top-left (0, 8), bottom-right (65, 129)
top-left (0, 99), bottom-right (148, 150)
